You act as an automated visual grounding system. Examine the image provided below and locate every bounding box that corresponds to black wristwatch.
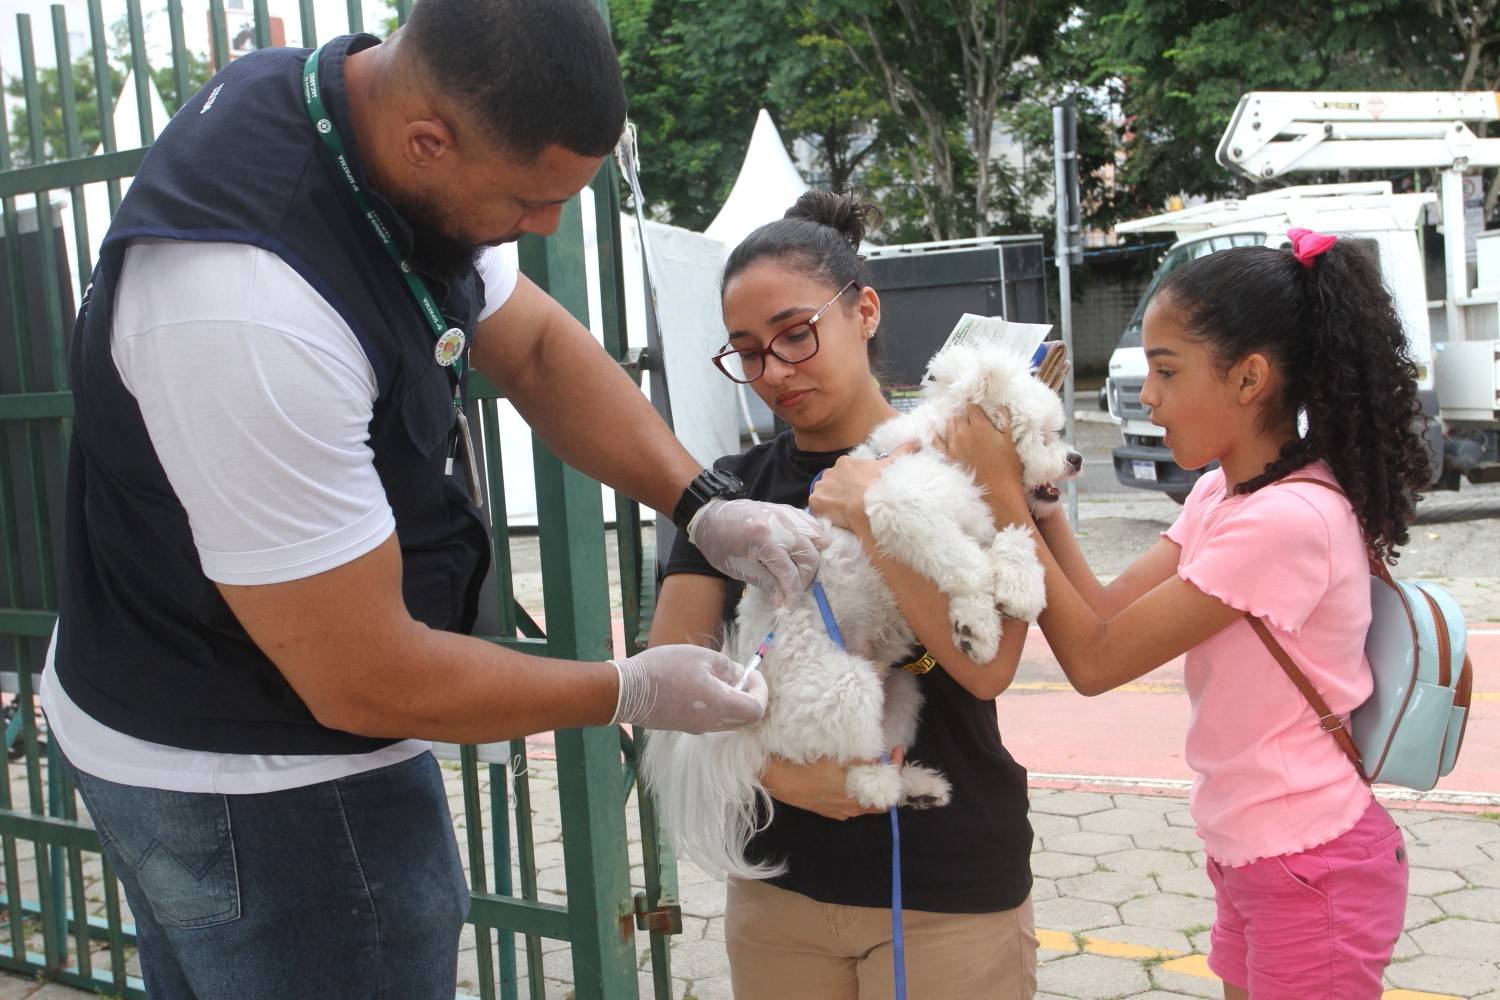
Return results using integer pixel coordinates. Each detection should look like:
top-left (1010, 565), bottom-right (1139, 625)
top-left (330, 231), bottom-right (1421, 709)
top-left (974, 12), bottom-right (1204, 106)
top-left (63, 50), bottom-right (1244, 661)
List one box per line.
top-left (672, 467), bottom-right (746, 532)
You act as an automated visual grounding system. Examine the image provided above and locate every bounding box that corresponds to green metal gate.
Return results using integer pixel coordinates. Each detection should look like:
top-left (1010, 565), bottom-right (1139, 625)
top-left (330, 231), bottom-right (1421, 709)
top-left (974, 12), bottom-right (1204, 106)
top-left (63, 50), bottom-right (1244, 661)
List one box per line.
top-left (0, 2), bottom-right (681, 996)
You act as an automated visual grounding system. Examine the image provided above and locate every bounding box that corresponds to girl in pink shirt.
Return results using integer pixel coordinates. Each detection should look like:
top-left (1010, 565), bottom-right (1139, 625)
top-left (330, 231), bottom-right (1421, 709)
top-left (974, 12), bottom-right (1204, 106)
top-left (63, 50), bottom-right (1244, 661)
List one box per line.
top-left (813, 232), bottom-right (1429, 999)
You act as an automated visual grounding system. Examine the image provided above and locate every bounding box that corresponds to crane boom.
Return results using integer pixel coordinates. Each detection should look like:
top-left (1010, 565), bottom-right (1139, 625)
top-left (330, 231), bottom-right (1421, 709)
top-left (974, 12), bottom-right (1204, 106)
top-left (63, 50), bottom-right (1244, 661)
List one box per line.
top-left (1218, 91), bottom-right (1500, 340)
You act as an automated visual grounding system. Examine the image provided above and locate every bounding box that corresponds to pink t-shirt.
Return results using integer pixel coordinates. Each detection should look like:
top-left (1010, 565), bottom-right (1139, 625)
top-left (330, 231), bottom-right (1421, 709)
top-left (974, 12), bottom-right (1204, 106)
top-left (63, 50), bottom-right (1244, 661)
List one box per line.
top-left (1164, 462), bottom-right (1373, 867)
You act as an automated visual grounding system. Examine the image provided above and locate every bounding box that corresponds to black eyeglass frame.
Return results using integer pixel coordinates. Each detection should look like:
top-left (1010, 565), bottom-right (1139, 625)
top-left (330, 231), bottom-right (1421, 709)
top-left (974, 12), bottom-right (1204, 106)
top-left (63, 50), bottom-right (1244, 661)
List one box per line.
top-left (710, 279), bottom-right (858, 385)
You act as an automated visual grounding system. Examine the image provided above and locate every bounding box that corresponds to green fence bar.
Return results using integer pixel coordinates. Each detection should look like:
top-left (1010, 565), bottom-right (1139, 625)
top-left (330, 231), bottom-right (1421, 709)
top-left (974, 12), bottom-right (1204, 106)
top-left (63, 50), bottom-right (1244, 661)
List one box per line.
top-left (52, 6), bottom-right (92, 290)
top-left (299, 0), bottom-right (318, 49)
top-left (345, 0), bottom-right (363, 35)
top-left (124, 0), bottom-right (153, 143)
top-left (252, 0), bottom-right (271, 51)
top-left (166, 0), bottom-right (192, 110)
top-left (86, 0), bottom-right (121, 212)
top-left (207, 0), bottom-right (230, 71)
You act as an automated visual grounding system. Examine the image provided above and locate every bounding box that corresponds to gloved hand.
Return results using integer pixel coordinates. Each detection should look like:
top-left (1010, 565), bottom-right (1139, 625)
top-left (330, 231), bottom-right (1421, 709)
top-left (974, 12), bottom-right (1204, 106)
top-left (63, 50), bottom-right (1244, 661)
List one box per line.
top-left (610, 645), bottom-right (769, 734)
top-left (687, 499), bottom-right (827, 606)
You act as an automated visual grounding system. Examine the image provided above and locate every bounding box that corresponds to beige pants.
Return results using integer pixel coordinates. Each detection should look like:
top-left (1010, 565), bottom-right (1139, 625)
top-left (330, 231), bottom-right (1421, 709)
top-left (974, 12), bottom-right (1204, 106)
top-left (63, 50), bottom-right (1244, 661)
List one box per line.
top-left (724, 877), bottom-right (1038, 1000)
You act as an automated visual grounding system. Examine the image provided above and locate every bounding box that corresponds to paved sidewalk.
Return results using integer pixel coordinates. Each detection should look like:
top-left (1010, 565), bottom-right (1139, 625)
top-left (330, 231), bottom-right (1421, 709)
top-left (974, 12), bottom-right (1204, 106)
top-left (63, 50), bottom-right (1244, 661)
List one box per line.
top-left (5, 758), bottom-right (1498, 1000)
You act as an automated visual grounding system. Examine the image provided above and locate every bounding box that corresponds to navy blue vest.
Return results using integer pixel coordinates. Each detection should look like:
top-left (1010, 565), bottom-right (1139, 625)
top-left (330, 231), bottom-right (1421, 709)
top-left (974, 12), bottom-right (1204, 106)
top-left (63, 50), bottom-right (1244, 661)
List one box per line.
top-left (55, 35), bottom-right (492, 754)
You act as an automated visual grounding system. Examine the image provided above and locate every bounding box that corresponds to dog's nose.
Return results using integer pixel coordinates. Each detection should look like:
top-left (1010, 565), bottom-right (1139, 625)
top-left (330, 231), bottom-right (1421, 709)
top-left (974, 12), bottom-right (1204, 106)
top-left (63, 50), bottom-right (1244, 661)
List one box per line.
top-left (1066, 451), bottom-right (1083, 473)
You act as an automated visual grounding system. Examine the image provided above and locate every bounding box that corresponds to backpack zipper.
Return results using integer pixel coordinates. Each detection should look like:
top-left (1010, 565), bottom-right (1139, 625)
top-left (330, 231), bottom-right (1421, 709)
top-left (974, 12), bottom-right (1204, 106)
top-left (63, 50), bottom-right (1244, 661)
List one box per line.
top-left (1419, 588), bottom-right (1452, 687)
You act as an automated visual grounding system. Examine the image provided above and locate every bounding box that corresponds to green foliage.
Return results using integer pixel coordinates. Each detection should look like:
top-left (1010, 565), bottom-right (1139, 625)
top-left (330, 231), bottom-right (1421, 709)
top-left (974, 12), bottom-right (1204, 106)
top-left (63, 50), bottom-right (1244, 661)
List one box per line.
top-left (1078, 0), bottom-right (1467, 215)
top-left (6, 56), bottom-right (124, 166)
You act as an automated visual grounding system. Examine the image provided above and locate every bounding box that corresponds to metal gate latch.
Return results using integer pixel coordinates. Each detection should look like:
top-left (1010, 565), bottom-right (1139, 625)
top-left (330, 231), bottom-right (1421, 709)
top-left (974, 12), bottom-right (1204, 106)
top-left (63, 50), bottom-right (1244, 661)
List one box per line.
top-left (632, 892), bottom-right (683, 934)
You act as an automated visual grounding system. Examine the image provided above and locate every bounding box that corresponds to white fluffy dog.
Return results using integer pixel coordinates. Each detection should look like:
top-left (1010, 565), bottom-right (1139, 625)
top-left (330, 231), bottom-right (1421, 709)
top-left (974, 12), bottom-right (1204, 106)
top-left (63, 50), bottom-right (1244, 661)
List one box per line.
top-left (642, 343), bottom-right (1080, 880)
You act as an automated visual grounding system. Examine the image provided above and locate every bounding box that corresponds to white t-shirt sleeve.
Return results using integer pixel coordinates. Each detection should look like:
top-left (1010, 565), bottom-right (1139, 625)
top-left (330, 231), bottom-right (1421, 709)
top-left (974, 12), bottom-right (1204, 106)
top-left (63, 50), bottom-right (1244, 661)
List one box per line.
top-left (476, 243), bottom-right (520, 321)
top-left (111, 240), bottom-right (395, 586)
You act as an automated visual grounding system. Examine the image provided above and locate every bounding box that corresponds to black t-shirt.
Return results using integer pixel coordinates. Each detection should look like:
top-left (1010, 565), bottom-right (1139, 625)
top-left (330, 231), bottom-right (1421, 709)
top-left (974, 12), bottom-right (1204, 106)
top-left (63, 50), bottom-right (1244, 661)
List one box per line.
top-left (663, 431), bottom-right (1033, 913)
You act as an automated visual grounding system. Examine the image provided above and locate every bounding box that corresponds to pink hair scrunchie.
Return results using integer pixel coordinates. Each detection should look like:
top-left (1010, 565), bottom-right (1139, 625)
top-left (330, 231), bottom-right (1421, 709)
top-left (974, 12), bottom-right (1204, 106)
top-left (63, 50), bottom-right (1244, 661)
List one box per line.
top-left (1288, 227), bottom-right (1337, 268)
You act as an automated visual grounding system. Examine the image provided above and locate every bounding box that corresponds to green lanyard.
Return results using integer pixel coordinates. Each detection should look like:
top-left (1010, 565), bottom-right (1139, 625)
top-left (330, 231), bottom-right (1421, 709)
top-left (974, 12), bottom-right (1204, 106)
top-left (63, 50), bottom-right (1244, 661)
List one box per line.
top-left (301, 44), bottom-right (467, 395)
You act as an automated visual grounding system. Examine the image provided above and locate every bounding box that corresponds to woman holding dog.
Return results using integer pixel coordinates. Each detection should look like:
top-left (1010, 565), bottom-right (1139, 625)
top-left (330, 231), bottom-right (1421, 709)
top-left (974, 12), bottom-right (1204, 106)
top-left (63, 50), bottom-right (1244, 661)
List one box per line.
top-left (651, 190), bottom-right (1040, 999)
top-left (817, 234), bottom-right (1425, 998)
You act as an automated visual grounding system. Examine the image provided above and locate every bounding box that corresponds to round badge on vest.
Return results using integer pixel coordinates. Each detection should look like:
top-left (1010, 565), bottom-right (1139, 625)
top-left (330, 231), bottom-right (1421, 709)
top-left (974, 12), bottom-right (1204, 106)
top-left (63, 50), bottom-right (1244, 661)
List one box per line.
top-left (434, 327), bottom-right (466, 367)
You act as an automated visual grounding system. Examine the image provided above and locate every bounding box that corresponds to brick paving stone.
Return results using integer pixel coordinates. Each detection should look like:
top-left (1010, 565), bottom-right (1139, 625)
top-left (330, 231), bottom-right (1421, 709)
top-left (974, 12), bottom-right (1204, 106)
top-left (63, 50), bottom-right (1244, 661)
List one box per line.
top-left (1393, 931), bottom-right (1423, 961)
top-left (1154, 868), bottom-right (1214, 899)
top-left (1165, 809), bottom-right (1195, 829)
top-left (1032, 792), bottom-right (1119, 818)
top-left (1049, 831), bottom-right (1136, 855)
top-left (1033, 851), bottom-right (1101, 879)
top-left (1031, 811), bottom-right (1084, 840)
top-left (1460, 860), bottom-right (1500, 889)
top-left (1123, 993), bottom-right (1206, 1000)
top-left (1118, 893), bottom-right (1217, 932)
top-left (1110, 795), bottom-right (1180, 814)
top-left (1484, 842), bottom-right (1500, 863)
top-left (1034, 896), bottom-right (1123, 932)
top-left (1128, 827), bottom-right (1203, 853)
top-left (701, 916), bottom-right (724, 942)
top-left (1085, 924), bottom-right (1191, 956)
top-left (1188, 929), bottom-right (1211, 954)
top-left (1408, 866), bottom-right (1469, 896)
top-left (1032, 876), bottom-right (1060, 901)
top-left (1058, 871), bottom-right (1160, 906)
top-left (1410, 916), bottom-right (1500, 962)
top-left (1099, 848), bottom-right (1195, 876)
top-left (685, 973), bottom-right (732, 999)
top-left (679, 879), bottom-right (728, 920)
top-left (668, 937), bottom-right (735, 980)
top-left (1082, 809), bottom-right (1169, 838)
top-left (1149, 965), bottom-right (1221, 999)
top-left (1404, 817), bottom-right (1500, 848)
top-left (1407, 839), bottom-right (1493, 870)
top-left (0, 977), bottom-right (34, 1000)
top-left (1385, 955), bottom-right (1500, 995)
top-left (1037, 953), bottom-right (1151, 999)
top-left (1436, 887), bottom-right (1500, 921)
top-left (1404, 894), bottom-right (1444, 930)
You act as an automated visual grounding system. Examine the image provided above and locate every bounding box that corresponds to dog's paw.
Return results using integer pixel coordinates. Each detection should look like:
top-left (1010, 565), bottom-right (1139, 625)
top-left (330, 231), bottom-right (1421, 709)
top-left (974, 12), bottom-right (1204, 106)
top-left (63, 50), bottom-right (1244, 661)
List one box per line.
top-left (949, 592), bottom-right (1002, 662)
top-left (989, 526), bottom-right (1046, 623)
top-left (845, 763), bottom-right (904, 811)
top-left (899, 764), bottom-right (952, 809)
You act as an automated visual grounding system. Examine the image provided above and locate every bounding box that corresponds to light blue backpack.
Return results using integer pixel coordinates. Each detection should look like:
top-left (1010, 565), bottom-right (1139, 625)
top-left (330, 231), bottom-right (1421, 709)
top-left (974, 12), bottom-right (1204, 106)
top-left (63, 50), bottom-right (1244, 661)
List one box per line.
top-left (1250, 478), bottom-right (1473, 792)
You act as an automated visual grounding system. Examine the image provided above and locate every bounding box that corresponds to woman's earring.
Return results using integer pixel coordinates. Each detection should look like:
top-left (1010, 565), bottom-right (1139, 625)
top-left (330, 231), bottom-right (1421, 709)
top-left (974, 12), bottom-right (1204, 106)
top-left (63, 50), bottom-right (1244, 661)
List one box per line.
top-left (864, 324), bottom-right (877, 340)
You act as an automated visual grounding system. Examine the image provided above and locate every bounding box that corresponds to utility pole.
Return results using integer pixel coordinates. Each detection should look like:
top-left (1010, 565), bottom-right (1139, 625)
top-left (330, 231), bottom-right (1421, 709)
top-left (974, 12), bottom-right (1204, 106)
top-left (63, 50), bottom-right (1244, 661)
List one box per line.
top-left (1053, 99), bottom-right (1083, 528)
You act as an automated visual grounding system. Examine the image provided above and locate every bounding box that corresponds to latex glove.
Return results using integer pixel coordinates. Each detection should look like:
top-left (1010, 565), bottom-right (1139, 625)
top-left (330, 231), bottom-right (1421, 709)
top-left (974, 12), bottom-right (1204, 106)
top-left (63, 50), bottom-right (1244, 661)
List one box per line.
top-left (610, 644), bottom-right (769, 735)
top-left (687, 499), bottom-right (827, 606)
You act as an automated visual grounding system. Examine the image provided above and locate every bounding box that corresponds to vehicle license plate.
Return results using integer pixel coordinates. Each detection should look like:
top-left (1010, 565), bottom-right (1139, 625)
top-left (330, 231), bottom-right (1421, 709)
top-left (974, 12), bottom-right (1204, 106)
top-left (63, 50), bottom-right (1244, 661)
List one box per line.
top-left (1132, 460), bottom-right (1158, 482)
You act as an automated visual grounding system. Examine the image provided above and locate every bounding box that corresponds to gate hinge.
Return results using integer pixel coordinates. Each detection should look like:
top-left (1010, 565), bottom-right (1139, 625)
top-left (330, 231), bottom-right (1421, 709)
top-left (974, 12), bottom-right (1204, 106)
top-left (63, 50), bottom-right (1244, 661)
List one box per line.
top-left (632, 891), bottom-right (683, 935)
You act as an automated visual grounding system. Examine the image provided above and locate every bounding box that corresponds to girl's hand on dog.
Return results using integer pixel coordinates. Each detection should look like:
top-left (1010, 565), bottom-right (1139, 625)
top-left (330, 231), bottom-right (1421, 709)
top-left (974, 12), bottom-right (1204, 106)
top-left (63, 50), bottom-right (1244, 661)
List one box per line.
top-left (939, 405), bottom-right (1024, 502)
top-left (761, 748), bottom-right (904, 821)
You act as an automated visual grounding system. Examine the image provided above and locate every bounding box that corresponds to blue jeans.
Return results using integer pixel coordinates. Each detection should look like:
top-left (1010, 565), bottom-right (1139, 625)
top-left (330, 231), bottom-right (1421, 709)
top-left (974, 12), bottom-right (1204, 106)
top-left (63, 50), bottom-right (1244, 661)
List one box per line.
top-left (63, 751), bottom-right (470, 999)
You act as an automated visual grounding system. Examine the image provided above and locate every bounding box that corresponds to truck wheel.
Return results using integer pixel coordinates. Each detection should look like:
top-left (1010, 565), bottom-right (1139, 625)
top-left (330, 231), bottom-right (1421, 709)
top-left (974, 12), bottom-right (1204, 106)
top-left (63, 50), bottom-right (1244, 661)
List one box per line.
top-left (1167, 491), bottom-right (1189, 505)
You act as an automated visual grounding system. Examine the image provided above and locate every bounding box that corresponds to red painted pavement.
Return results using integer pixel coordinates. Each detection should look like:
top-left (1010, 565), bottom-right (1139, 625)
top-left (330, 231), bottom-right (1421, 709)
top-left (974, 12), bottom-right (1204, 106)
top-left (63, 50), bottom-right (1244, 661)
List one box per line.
top-left (996, 629), bottom-right (1500, 795)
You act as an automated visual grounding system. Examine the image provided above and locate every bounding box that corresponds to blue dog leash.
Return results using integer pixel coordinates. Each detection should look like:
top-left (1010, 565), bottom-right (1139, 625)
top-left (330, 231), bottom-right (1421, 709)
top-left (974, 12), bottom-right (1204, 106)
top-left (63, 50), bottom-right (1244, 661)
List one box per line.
top-left (805, 472), bottom-right (907, 1000)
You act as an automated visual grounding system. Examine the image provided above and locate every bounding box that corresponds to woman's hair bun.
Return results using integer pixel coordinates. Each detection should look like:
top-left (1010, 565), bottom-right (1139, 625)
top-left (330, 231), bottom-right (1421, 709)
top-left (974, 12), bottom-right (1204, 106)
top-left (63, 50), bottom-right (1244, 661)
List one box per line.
top-left (784, 190), bottom-right (881, 250)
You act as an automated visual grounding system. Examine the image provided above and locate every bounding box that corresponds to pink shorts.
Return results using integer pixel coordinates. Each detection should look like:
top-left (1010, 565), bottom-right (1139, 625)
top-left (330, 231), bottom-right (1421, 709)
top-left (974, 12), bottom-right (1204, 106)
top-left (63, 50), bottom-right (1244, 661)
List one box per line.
top-left (1206, 799), bottom-right (1408, 999)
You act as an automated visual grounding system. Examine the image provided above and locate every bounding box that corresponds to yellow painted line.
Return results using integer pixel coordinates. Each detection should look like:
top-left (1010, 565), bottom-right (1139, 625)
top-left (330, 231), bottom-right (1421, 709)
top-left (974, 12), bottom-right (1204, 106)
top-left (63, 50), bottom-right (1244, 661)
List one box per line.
top-left (1081, 936), bottom-right (1178, 960)
top-left (1035, 929), bottom-right (1077, 954)
top-left (1040, 933), bottom-right (1463, 1000)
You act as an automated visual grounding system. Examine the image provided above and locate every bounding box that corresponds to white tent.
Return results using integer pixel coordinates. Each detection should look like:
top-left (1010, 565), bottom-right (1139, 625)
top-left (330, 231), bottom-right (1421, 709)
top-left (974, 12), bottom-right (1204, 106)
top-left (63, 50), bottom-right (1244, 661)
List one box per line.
top-left (704, 109), bottom-right (809, 247)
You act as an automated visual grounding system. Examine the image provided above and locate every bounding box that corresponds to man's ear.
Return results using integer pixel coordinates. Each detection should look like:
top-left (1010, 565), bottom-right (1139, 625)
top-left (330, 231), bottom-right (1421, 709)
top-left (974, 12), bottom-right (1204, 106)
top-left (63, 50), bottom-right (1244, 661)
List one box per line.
top-left (403, 117), bottom-right (455, 168)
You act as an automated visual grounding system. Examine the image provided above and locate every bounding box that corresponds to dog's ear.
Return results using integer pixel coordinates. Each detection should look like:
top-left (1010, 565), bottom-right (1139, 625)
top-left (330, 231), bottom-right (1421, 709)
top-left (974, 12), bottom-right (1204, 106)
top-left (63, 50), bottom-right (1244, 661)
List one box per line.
top-left (924, 345), bottom-right (976, 389)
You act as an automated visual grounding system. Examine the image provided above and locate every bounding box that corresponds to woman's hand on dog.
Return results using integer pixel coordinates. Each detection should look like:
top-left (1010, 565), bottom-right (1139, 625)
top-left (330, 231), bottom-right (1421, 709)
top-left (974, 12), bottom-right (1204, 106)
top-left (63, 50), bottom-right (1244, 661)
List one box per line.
top-left (761, 749), bottom-right (904, 821)
top-left (810, 448), bottom-right (912, 533)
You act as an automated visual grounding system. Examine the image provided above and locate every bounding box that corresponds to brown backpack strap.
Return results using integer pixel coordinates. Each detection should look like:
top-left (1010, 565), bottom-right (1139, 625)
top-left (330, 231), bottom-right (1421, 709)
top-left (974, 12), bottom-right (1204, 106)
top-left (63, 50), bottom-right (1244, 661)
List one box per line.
top-left (1247, 616), bottom-right (1368, 780)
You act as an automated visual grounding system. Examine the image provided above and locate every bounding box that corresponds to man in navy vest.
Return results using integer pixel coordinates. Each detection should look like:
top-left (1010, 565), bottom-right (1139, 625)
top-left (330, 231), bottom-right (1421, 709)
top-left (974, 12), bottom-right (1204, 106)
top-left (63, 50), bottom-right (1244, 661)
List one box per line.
top-left (42, 1), bottom-right (822, 995)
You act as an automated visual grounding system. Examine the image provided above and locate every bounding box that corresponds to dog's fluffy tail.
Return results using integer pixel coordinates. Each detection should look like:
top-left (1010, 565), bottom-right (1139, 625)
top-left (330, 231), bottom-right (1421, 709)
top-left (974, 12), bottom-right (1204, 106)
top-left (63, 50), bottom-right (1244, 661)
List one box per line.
top-left (641, 729), bottom-right (784, 881)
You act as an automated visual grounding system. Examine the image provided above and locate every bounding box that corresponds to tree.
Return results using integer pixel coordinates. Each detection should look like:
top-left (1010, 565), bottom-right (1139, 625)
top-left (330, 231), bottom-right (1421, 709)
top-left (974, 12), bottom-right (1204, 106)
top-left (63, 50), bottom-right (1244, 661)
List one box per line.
top-left (1080, 0), bottom-right (1469, 217)
top-left (614, 0), bottom-right (883, 229)
top-left (6, 57), bottom-right (125, 166)
top-left (1429, 0), bottom-right (1500, 217)
top-left (807, 0), bottom-right (1077, 240)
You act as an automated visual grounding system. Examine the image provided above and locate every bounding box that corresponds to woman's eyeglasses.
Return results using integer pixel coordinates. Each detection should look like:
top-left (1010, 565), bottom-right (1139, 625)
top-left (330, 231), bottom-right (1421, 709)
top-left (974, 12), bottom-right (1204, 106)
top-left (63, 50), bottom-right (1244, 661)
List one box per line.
top-left (711, 280), bottom-right (857, 384)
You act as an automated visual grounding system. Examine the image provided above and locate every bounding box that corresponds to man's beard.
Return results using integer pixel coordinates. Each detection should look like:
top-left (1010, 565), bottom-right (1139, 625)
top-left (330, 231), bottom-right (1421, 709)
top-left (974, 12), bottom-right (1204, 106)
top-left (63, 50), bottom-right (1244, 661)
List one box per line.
top-left (392, 191), bottom-right (483, 281)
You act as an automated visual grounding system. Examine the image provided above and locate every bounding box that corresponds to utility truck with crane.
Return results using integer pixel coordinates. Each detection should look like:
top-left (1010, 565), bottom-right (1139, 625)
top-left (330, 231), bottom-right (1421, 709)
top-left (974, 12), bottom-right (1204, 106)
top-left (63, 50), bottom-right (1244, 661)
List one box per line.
top-left (1104, 91), bottom-right (1500, 498)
